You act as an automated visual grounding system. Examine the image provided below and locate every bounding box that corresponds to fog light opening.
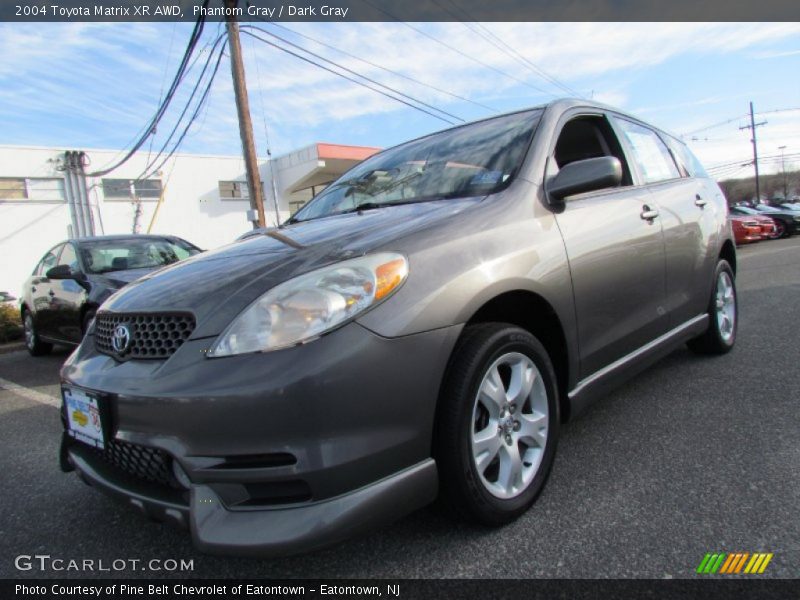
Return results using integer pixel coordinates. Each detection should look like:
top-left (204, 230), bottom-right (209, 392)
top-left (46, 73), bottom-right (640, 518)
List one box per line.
top-left (171, 460), bottom-right (192, 489)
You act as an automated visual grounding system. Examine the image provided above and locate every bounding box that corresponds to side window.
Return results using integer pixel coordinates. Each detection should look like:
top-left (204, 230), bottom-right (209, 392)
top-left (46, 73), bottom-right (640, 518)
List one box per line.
top-left (615, 118), bottom-right (681, 184)
top-left (58, 243), bottom-right (79, 271)
top-left (553, 115), bottom-right (633, 186)
top-left (36, 244), bottom-right (63, 276)
top-left (663, 136), bottom-right (709, 179)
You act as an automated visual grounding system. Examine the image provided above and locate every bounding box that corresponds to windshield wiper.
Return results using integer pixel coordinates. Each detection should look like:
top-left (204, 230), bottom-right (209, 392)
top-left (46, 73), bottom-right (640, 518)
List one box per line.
top-left (336, 199), bottom-right (418, 216)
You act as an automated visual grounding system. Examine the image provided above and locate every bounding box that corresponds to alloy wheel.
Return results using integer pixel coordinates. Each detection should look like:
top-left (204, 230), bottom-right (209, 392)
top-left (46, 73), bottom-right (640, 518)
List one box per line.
top-left (715, 271), bottom-right (736, 343)
top-left (24, 314), bottom-right (35, 350)
top-left (471, 352), bottom-right (549, 499)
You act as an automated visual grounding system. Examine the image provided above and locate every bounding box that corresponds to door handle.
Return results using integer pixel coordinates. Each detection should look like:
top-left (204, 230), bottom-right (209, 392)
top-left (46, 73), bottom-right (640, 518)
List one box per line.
top-left (640, 205), bottom-right (659, 221)
top-left (695, 194), bottom-right (707, 208)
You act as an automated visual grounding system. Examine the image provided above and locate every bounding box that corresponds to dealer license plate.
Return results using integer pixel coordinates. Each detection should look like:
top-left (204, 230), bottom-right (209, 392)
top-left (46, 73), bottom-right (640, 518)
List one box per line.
top-left (63, 386), bottom-right (105, 449)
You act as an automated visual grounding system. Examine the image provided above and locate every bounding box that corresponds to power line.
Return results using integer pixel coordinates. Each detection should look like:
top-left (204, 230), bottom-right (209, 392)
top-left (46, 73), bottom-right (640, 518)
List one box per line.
top-left (707, 152), bottom-right (800, 173)
top-left (241, 25), bottom-right (464, 124)
top-left (245, 22), bottom-right (282, 225)
top-left (133, 32), bottom-right (228, 181)
top-left (146, 22), bottom-right (178, 166)
top-left (240, 28), bottom-right (460, 125)
top-left (358, 0), bottom-right (552, 98)
top-left (135, 42), bottom-right (227, 183)
top-left (87, 1), bottom-right (211, 177)
top-left (433, 0), bottom-right (582, 98)
top-left (680, 107), bottom-right (800, 138)
top-left (250, 17), bottom-right (499, 113)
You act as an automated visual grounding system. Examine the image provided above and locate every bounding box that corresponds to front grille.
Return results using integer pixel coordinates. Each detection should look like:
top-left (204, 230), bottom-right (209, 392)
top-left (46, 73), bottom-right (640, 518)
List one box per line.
top-left (92, 438), bottom-right (180, 489)
top-left (95, 312), bottom-right (195, 360)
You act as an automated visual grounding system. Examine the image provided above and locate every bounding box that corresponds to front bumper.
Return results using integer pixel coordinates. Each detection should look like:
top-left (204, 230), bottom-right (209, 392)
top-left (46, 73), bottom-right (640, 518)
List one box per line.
top-left (60, 321), bottom-right (461, 556)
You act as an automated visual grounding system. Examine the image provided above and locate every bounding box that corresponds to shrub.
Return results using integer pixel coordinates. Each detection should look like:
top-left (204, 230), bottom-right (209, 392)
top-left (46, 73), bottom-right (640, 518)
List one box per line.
top-left (0, 304), bottom-right (23, 343)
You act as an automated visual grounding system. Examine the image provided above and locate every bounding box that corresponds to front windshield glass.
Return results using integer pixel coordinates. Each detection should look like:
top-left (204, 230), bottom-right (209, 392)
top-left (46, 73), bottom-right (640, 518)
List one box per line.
top-left (80, 238), bottom-right (199, 274)
top-left (291, 109), bottom-right (542, 223)
top-left (734, 206), bottom-right (758, 215)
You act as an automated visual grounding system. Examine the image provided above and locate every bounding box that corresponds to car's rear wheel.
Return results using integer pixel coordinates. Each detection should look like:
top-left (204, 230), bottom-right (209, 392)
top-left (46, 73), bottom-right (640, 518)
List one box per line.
top-left (23, 311), bottom-right (53, 357)
top-left (688, 260), bottom-right (737, 355)
top-left (773, 220), bottom-right (786, 239)
top-left (436, 323), bottom-right (559, 526)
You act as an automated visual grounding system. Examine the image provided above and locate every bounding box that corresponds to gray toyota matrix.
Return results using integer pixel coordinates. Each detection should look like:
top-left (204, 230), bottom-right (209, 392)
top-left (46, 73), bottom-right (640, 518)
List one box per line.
top-left (60, 100), bottom-right (737, 556)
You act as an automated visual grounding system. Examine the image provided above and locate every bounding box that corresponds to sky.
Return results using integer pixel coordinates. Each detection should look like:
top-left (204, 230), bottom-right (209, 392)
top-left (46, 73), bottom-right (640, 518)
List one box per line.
top-left (0, 21), bottom-right (799, 181)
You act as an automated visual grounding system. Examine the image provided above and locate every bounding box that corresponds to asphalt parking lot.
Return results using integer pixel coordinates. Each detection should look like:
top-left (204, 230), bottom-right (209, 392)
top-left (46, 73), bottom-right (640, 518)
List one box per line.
top-left (1, 238), bottom-right (798, 580)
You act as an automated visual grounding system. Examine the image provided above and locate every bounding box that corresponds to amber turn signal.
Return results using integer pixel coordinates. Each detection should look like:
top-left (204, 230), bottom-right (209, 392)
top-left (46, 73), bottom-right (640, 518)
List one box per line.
top-left (375, 258), bottom-right (408, 300)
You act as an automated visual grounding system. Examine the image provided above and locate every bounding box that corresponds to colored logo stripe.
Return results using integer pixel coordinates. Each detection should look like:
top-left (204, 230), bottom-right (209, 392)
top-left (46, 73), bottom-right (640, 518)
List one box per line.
top-left (697, 553), bottom-right (773, 574)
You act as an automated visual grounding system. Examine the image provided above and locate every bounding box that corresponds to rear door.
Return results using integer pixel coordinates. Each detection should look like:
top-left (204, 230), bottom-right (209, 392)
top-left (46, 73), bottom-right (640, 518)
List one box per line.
top-left (611, 118), bottom-right (716, 327)
top-left (662, 135), bottom-right (723, 320)
top-left (549, 111), bottom-right (669, 378)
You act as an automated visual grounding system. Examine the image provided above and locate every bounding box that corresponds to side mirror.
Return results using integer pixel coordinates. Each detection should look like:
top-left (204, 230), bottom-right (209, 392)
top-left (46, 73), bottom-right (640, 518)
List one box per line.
top-left (46, 265), bottom-right (82, 280)
top-left (547, 156), bottom-right (623, 202)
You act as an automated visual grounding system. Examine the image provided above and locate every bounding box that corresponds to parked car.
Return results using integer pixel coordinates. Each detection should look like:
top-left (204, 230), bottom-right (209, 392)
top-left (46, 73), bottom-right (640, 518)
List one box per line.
top-left (740, 213), bottom-right (779, 239)
top-left (21, 235), bottom-right (201, 356)
top-left (731, 205), bottom-right (798, 238)
top-left (59, 99), bottom-right (737, 556)
top-left (236, 227), bottom-right (270, 241)
top-left (755, 215), bottom-right (779, 239)
top-left (0, 291), bottom-right (16, 304)
top-left (729, 215), bottom-right (763, 245)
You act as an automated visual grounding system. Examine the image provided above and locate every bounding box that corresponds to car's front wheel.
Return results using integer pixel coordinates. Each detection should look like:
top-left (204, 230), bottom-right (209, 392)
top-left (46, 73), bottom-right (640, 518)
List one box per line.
top-left (436, 323), bottom-right (559, 526)
top-left (688, 259), bottom-right (737, 354)
top-left (23, 311), bottom-right (53, 357)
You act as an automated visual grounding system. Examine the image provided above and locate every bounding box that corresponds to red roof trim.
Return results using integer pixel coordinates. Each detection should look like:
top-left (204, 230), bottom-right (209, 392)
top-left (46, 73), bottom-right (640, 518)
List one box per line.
top-left (316, 143), bottom-right (381, 161)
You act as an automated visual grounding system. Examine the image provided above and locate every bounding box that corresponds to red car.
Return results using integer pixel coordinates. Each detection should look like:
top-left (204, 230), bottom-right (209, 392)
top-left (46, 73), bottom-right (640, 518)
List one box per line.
top-left (750, 214), bottom-right (778, 239)
top-left (730, 215), bottom-right (762, 245)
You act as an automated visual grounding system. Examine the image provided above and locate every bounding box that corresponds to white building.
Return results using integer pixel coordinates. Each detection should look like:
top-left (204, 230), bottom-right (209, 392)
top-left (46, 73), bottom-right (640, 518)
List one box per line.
top-left (0, 142), bottom-right (379, 297)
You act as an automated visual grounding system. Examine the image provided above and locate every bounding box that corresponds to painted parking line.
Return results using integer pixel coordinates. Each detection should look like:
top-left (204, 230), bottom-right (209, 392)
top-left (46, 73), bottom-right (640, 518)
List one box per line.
top-left (0, 376), bottom-right (60, 408)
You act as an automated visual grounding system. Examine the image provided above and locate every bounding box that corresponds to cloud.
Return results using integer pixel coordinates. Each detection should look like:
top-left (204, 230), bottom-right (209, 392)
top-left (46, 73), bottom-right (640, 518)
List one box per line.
top-left (751, 48), bottom-right (800, 59)
top-left (1, 21), bottom-right (799, 159)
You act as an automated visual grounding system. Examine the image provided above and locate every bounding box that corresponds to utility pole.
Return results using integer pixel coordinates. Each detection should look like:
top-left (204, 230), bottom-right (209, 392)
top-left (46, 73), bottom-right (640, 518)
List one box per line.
top-left (739, 101), bottom-right (767, 204)
top-left (225, 0), bottom-right (266, 228)
top-left (778, 145), bottom-right (788, 200)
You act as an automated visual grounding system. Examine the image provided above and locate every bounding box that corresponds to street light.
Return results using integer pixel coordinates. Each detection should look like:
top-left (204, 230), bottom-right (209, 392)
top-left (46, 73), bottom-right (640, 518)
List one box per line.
top-left (778, 145), bottom-right (788, 200)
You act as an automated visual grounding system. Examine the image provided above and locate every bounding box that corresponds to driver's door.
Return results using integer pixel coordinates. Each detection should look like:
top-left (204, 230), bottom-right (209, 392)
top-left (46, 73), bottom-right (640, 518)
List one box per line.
top-left (49, 242), bottom-right (87, 343)
top-left (30, 244), bottom-right (62, 339)
top-left (549, 111), bottom-right (669, 378)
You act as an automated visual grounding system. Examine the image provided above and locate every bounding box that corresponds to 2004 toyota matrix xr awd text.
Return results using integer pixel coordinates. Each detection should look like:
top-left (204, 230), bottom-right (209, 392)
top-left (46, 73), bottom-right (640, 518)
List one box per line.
top-left (60, 99), bottom-right (738, 556)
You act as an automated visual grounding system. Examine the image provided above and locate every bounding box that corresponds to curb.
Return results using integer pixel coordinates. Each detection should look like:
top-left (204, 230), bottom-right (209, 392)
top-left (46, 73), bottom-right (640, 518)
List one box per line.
top-left (0, 341), bottom-right (25, 355)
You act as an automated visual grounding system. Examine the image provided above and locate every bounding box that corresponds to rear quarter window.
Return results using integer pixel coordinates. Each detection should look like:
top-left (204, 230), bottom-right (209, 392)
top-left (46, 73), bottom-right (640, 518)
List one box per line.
top-left (664, 136), bottom-right (710, 179)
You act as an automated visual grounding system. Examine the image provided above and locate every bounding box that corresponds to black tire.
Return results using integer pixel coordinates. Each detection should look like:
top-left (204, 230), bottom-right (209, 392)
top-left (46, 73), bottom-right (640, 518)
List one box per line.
top-left (81, 309), bottom-right (96, 338)
top-left (435, 323), bottom-right (560, 526)
top-left (772, 220), bottom-right (786, 239)
top-left (687, 260), bottom-right (737, 355)
top-left (22, 310), bottom-right (53, 357)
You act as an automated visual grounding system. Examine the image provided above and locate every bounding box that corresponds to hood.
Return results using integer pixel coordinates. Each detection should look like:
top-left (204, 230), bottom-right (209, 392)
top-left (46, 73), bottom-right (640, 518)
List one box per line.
top-left (101, 197), bottom-right (482, 338)
top-left (90, 267), bottom-right (158, 290)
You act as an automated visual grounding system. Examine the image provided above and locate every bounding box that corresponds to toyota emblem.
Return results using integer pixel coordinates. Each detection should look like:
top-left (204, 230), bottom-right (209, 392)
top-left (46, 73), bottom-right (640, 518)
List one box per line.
top-left (111, 324), bottom-right (131, 354)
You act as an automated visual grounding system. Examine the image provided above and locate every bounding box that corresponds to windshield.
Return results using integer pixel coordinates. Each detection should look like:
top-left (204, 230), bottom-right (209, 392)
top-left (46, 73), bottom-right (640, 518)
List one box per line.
top-left (80, 238), bottom-right (200, 274)
top-left (290, 109), bottom-right (542, 223)
top-left (733, 206), bottom-right (758, 215)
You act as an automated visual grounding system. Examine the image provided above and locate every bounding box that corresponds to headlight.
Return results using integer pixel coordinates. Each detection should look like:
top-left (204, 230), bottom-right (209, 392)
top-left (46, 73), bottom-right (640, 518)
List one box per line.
top-left (793, 216), bottom-right (800, 222)
top-left (208, 253), bottom-right (408, 357)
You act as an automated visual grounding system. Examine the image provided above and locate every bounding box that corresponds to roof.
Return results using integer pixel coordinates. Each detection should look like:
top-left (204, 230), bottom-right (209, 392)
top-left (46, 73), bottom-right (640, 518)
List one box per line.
top-left (71, 234), bottom-right (179, 243)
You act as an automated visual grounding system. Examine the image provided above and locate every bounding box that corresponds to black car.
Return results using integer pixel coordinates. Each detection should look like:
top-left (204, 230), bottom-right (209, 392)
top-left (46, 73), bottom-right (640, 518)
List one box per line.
top-left (21, 235), bottom-right (201, 356)
top-left (730, 205), bottom-right (800, 238)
